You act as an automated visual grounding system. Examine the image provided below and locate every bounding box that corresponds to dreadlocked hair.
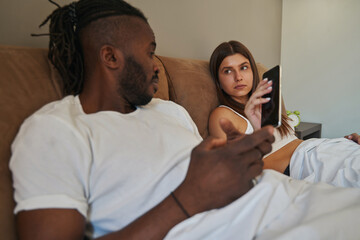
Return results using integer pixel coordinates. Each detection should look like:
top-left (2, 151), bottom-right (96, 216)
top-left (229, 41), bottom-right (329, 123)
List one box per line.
top-left (38, 0), bottom-right (147, 96)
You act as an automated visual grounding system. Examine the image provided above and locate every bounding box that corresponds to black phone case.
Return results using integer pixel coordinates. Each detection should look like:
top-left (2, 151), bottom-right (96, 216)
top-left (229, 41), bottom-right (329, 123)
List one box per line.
top-left (261, 65), bottom-right (281, 128)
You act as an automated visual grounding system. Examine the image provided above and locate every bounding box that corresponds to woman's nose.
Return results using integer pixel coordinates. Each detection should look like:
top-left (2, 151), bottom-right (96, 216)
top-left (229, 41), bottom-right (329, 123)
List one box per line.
top-left (235, 71), bottom-right (243, 82)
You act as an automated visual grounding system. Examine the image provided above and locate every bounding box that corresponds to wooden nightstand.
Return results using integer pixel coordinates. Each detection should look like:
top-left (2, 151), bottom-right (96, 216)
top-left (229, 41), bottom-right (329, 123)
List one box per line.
top-left (295, 122), bottom-right (322, 140)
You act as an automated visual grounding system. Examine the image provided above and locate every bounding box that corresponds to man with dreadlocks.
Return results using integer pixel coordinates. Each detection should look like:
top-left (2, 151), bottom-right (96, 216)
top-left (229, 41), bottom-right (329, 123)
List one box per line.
top-left (10, 0), bottom-right (360, 239)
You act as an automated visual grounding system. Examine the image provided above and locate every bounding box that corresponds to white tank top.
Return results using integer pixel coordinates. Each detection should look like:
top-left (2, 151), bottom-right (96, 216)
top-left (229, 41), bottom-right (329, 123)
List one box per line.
top-left (264, 127), bottom-right (298, 157)
top-left (218, 105), bottom-right (297, 156)
top-left (218, 105), bottom-right (254, 134)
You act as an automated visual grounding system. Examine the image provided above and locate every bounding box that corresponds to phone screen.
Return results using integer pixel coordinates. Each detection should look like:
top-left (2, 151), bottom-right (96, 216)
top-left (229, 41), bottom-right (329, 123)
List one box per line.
top-left (261, 65), bottom-right (281, 128)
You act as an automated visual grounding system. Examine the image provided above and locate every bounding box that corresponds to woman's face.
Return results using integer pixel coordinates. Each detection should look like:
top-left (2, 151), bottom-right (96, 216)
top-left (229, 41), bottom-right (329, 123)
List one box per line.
top-left (218, 53), bottom-right (253, 104)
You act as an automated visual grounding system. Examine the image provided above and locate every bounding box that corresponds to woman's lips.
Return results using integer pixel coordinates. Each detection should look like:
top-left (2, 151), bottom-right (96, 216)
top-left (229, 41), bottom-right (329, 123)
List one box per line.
top-left (234, 84), bottom-right (246, 89)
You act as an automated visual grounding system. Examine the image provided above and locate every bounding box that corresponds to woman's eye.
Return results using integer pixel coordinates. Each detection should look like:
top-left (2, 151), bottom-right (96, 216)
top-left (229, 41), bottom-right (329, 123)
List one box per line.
top-left (241, 66), bottom-right (249, 70)
top-left (224, 69), bottom-right (232, 74)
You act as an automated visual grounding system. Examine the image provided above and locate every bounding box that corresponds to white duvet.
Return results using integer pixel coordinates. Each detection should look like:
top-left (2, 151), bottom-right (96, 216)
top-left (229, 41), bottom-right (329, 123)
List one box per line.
top-left (165, 170), bottom-right (360, 240)
top-left (290, 137), bottom-right (360, 188)
top-left (165, 138), bottom-right (360, 240)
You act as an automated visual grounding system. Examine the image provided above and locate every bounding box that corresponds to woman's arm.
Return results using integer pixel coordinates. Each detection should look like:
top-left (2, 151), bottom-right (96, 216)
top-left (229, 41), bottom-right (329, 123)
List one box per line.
top-left (345, 133), bottom-right (360, 144)
top-left (208, 107), bottom-right (248, 138)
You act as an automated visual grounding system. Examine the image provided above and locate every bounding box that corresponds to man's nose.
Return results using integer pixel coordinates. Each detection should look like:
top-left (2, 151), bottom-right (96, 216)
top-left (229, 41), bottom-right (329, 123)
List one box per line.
top-left (153, 60), bottom-right (159, 74)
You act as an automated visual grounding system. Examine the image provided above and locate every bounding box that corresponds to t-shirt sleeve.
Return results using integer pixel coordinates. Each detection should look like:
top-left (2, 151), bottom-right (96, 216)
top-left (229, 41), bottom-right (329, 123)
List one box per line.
top-left (10, 114), bottom-right (91, 217)
top-left (150, 99), bottom-right (203, 141)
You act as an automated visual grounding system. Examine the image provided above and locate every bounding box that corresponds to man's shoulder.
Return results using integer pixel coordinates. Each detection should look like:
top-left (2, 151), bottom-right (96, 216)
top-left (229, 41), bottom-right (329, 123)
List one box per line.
top-left (35, 94), bottom-right (78, 113)
top-left (29, 95), bottom-right (80, 117)
top-left (12, 95), bottom-right (87, 150)
top-left (21, 95), bottom-right (82, 131)
top-left (145, 98), bottom-right (182, 111)
top-left (144, 98), bottom-right (189, 117)
top-left (147, 97), bottom-right (176, 106)
top-left (144, 98), bottom-right (200, 135)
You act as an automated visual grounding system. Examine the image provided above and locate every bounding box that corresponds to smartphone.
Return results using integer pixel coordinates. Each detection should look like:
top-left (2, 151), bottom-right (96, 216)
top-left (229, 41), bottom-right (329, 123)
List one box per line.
top-left (261, 65), bottom-right (282, 128)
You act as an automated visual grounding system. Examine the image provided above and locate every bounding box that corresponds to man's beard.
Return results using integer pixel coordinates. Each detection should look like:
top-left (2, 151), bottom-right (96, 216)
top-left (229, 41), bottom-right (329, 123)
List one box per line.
top-left (118, 56), bottom-right (158, 107)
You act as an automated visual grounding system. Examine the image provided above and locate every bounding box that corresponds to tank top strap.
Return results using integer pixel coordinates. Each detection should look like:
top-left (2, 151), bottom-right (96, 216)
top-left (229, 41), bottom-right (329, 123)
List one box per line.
top-left (218, 105), bottom-right (254, 134)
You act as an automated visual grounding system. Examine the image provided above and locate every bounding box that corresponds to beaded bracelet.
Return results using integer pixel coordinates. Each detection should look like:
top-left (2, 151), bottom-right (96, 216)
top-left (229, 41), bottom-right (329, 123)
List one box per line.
top-left (171, 192), bottom-right (190, 218)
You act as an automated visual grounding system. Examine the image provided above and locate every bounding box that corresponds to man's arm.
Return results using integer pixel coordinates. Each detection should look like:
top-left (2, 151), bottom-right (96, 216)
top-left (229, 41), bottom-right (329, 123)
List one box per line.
top-left (16, 194), bottom-right (190, 240)
top-left (16, 121), bottom-right (274, 240)
top-left (17, 209), bottom-right (86, 240)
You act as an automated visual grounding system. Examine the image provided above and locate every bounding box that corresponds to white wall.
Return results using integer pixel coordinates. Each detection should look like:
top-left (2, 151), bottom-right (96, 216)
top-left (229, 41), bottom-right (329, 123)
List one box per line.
top-left (281, 0), bottom-right (360, 138)
top-left (0, 0), bottom-right (74, 48)
top-left (130, 0), bottom-right (282, 67)
top-left (0, 0), bottom-right (282, 68)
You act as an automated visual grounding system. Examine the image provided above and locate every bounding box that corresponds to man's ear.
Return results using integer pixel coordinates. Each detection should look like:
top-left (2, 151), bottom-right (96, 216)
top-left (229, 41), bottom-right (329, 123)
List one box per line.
top-left (100, 45), bottom-right (124, 70)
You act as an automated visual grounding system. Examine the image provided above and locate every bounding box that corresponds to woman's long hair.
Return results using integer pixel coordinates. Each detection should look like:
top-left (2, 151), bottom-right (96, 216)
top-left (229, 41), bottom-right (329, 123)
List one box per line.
top-left (209, 40), bottom-right (292, 137)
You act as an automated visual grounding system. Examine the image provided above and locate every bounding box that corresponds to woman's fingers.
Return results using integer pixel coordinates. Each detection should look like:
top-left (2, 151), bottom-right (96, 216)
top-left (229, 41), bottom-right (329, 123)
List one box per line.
top-left (248, 80), bottom-right (273, 103)
top-left (345, 133), bottom-right (360, 144)
top-left (246, 94), bottom-right (271, 111)
top-left (250, 97), bottom-right (271, 106)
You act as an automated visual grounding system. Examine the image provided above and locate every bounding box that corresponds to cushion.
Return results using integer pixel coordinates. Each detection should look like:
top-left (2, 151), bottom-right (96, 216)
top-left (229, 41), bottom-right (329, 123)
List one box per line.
top-left (0, 45), bottom-right (64, 240)
top-left (153, 56), bottom-right (169, 100)
top-left (156, 56), bottom-right (219, 138)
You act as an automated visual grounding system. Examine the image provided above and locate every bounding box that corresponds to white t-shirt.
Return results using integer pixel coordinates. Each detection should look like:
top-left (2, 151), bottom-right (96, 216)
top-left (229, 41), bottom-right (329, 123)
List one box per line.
top-left (10, 95), bottom-right (202, 238)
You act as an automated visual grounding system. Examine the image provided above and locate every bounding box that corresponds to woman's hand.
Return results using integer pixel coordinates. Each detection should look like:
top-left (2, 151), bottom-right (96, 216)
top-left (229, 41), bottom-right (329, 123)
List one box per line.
top-left (345, 133), bottom-right (360, 144)
top-left (244, 78), bottom-right (273, 130)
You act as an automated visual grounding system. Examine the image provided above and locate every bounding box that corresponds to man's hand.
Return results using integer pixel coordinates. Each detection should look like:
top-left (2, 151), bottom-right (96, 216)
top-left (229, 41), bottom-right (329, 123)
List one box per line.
top-left (174, 119), bottom-right (274, 216)
top-left (220, 118), bottom-right (275, 161)
top-left (345, 133), bottom-right (360, 144)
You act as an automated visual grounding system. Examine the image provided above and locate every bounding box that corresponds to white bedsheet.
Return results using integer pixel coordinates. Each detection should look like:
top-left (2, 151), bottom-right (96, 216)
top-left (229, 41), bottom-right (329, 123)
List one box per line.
top-left (290, 138), bottom-right (360, 187)
top-left (165, 170), bottom-right (360, 240)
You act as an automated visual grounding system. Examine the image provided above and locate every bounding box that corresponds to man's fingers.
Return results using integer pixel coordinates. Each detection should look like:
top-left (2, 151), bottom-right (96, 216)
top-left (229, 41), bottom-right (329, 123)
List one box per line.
top-left (230, 126), bottom-right (274, 153)
top-left (198, 136), bottom-right (227, 151)
top-left (233, 149), bottom-right (264, 176)
top-left (256, 139), bottom-right (274, 156)
top-left (219, 118), bottom-right (244, 141)
top-left (237, 148), bottom-right (263, 165)
top-left (246, 160), bottom-right (264, 178)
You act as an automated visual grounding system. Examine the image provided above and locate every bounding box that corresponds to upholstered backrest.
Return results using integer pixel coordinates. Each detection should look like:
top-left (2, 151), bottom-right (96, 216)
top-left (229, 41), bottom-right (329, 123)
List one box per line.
top-left (156, 56), bottom-right (219, 138)
top-left (0, 46), bottom-right (62, 240)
